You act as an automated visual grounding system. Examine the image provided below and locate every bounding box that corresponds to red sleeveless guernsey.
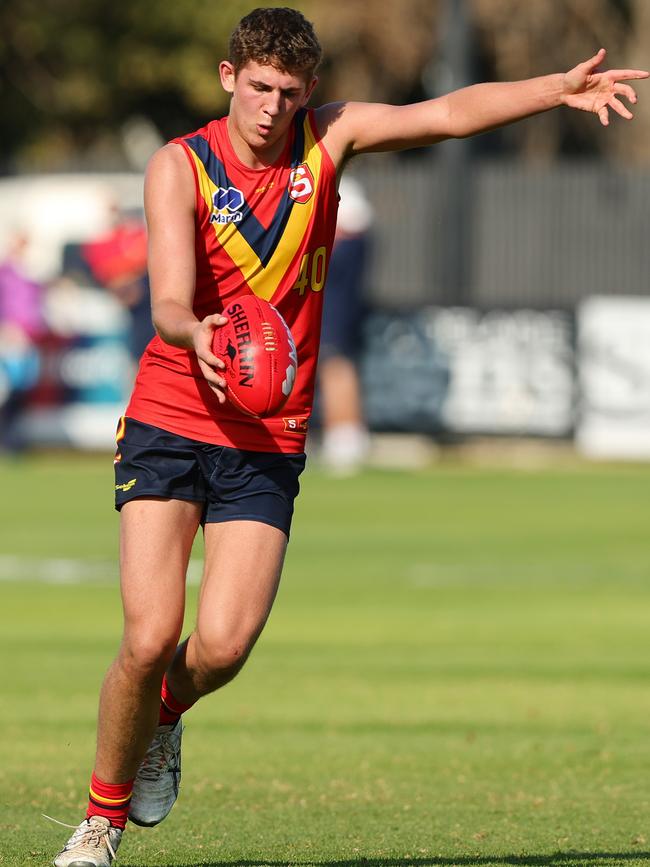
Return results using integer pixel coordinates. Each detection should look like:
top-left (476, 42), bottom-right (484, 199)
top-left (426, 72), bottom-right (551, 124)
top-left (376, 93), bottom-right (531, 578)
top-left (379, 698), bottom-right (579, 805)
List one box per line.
top-left (125, 109), bottom-right (338, 453)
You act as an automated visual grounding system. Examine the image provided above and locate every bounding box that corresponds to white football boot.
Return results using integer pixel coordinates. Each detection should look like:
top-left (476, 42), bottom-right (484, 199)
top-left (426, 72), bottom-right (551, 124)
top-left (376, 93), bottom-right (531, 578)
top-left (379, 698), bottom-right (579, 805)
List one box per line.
top-left (53, 815), bottom-right (122, 867)
top-left (128, 720), bottom-right (183, 826)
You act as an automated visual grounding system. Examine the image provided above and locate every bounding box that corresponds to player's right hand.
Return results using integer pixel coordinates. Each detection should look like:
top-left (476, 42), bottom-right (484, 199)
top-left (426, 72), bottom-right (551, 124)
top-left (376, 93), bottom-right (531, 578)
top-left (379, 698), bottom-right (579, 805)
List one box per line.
top-left (192, 313), bottom-right (229, 402)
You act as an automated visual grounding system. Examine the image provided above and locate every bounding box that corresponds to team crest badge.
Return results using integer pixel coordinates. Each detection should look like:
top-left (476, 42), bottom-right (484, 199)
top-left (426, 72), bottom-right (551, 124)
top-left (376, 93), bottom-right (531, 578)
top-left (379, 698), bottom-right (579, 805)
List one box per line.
top-left (289, 164), bottom-right (315, 204)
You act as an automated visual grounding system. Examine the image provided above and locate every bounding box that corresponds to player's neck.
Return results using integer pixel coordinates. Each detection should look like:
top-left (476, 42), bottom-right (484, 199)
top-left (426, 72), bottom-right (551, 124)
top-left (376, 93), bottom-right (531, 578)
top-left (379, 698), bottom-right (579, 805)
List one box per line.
top-left (226, 116), bottom-right (289, 170)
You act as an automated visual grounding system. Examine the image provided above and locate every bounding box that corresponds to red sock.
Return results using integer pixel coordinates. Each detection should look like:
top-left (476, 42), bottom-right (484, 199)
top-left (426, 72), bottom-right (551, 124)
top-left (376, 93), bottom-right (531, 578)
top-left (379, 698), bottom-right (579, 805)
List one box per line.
top-left (159, 673), bottom-right (194, 726)
top-left (86, 772), bottom-right (134, 830)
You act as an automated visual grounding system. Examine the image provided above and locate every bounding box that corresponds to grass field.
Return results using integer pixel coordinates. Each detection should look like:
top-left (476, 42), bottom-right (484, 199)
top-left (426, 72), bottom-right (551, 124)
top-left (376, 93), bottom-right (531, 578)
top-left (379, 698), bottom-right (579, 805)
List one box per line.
top-left (1, 452), bottom-right (650, 867)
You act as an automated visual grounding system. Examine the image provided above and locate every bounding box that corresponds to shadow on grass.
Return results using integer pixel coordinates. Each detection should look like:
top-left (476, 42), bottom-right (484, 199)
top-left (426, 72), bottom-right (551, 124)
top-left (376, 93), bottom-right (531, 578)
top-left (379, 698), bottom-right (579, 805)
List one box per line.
top-left (133, 853), bottom-right (650, 867)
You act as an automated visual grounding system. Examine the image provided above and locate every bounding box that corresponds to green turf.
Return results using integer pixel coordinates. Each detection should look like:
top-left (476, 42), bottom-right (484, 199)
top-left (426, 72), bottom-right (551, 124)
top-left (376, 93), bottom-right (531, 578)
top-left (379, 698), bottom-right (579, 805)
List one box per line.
top-left (1, 453), bottom-right (650, 866)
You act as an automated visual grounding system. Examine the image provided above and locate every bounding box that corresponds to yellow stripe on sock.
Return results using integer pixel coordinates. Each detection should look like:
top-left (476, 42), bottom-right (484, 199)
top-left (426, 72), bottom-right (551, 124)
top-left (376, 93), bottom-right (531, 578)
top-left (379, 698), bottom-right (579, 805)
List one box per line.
top-left (89, 787), bottom-right (132, 805)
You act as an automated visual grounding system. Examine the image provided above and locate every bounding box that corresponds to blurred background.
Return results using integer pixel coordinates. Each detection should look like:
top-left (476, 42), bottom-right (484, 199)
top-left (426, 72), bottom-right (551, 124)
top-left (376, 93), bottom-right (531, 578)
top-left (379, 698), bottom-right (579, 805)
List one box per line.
top-left (1, 0), bottom-right (649, 461)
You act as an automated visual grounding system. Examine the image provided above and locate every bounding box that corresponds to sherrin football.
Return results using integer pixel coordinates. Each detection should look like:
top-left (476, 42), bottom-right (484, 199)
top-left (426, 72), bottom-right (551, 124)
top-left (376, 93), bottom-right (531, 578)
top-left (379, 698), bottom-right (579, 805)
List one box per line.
top-left (212, 295), bottom-right (298, 418)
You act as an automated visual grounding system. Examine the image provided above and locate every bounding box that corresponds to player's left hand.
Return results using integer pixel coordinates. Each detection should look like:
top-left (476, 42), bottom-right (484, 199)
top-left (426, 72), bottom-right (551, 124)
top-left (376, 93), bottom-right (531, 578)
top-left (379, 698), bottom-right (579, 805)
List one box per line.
top-left (193, 313), bottom-right (229, 403)
top-left (562, 48), bottom-right (649, 126)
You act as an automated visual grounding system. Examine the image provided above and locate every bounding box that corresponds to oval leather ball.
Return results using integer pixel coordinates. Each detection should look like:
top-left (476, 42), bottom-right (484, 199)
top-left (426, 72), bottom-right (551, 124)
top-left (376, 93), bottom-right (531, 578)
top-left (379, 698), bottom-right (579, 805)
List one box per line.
top-left (212, 295), bottom-right (298, 418)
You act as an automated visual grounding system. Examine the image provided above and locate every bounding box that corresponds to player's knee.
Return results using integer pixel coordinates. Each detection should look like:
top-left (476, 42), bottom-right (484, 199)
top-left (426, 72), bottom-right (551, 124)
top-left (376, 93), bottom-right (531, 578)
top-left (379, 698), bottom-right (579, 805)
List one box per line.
top-left (195, 627), bottom-right (256, 676)
top-left (200, 640), bottom-right (250, 675)
top-left (121, 630), bottom-right (178, 678)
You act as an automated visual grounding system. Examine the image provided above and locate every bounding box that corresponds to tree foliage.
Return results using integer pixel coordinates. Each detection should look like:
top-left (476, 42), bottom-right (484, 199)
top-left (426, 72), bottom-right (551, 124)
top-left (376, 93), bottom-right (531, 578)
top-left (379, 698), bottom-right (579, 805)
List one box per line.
top-left (0, 0), bottom-right (252, 169)
top-left (1, 0), bottom-right (647, 171)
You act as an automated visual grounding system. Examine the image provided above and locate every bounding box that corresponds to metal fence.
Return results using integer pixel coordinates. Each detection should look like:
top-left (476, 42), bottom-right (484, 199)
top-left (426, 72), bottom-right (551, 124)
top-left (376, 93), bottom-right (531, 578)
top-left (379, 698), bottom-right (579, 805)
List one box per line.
top-left (2, 163), bottom-right (649, 454)
top-left (356, 157), bottom-right (650, 309)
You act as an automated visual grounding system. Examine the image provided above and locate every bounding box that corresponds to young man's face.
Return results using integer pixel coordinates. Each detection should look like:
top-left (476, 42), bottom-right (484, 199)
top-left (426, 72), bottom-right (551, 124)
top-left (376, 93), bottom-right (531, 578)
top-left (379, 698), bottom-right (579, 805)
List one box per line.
top-left (220, 60), bottom-right (317, 152)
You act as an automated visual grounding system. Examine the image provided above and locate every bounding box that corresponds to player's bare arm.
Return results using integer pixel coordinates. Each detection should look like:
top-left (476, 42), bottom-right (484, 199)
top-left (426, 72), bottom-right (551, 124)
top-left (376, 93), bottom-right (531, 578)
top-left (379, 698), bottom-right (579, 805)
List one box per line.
top-left (145, 144), bottom-right (228, 401)
top-left (318, 48), bottom-right (648, 163)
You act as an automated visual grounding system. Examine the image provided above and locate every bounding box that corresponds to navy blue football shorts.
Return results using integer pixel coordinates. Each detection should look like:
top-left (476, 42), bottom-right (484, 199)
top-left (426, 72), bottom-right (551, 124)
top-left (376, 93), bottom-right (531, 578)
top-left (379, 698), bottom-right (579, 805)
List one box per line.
top-left (114, 417), bottom-right (306, 537)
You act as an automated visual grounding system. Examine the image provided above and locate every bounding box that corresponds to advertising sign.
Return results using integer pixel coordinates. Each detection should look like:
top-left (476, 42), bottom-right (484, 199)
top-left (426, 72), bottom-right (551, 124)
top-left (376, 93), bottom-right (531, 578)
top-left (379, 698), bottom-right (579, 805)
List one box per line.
top-left (577, 296), bottom-right (650, 459)
top-left (362, 307), bottom-right (575, 437)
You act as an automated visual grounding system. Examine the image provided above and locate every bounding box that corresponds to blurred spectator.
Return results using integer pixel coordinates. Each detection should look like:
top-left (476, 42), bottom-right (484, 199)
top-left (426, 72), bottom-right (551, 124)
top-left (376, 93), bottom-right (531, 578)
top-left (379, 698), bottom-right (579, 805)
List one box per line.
top-left (0, 232), bottom-right (46, 451)
top-left (318, 175), bottom-right (374, 474)
top-left (81, 209), bottom-right (154, 361)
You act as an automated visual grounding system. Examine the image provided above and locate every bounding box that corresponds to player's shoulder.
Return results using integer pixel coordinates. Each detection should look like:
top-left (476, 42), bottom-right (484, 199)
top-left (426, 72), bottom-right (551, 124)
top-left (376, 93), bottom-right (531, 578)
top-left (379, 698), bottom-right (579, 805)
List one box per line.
top-left (146, 117), bottom-right (226, 175)
top-left (145, 142), bottom-right (194, 186)
top-left (144, 142), bottom-right (196, 212)
top-left (147, 141), bottom-right (188, 170)
top-left (313, 100), bottom-right (356, 135)
top-left (313, 101), bottom-right (378, 165)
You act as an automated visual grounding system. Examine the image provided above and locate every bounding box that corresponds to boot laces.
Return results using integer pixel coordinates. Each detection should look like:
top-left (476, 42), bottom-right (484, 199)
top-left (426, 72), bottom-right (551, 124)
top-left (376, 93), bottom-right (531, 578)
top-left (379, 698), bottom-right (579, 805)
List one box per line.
top-left (43, 814), bottom-right (118, 859)
top-left (138, 727), bottom-right (180, 782)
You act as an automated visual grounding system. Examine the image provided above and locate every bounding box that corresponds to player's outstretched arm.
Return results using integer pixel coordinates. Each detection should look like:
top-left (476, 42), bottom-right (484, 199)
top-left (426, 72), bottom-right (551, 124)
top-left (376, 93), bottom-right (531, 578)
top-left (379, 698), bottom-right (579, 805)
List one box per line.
top-left (318, 48), bottom-right (648, 161)
top-left (145, 144), bottom-right (228, 401)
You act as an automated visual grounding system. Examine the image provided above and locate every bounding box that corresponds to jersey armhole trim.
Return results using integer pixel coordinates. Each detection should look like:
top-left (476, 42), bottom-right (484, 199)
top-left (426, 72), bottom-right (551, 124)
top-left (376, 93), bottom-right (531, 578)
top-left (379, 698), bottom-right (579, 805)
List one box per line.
top-left (306, 108), bottom-right (337, 180)
top-left (174, 139), bottom-right (201, 214)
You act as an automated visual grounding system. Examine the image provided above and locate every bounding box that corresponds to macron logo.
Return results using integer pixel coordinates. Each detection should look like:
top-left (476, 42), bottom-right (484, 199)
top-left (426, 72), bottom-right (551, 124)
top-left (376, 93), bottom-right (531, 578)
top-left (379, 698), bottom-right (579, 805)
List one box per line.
top-left (210, 186), bottom-right (244, 224)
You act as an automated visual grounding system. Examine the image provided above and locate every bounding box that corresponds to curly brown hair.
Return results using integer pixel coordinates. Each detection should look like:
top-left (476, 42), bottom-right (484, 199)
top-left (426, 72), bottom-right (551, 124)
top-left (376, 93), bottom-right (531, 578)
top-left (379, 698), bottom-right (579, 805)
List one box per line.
top-left (229, 7), bottom-right (322, 79)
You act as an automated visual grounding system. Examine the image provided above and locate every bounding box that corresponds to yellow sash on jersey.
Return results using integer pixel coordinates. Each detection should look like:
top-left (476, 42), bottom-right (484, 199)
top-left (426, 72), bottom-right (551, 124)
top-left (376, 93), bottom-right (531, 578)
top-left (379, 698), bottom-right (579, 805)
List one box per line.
top-left (188, 115), bottom-right (322, 302)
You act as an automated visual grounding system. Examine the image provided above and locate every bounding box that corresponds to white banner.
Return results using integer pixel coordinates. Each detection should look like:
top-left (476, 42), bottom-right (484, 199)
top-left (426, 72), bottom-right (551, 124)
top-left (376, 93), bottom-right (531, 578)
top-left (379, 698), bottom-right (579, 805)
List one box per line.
top-left (577, 296), bottom-right (650, 459)
top-left (432, 308), bottom-right (575, 436)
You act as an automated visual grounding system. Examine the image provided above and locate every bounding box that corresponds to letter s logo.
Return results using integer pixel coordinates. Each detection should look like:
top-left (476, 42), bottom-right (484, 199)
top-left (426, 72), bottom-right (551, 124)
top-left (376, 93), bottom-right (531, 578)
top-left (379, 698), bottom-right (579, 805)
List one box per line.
top-left (289, 164), bottom-right (315, 204)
